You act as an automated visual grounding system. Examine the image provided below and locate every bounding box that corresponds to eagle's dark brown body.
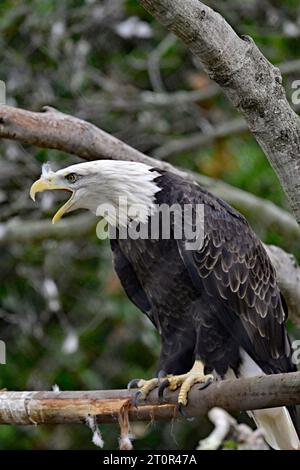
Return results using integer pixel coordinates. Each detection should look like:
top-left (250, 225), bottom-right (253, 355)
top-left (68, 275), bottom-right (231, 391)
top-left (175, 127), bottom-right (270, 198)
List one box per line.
top-left (111, 170), bottom-right (295, 379)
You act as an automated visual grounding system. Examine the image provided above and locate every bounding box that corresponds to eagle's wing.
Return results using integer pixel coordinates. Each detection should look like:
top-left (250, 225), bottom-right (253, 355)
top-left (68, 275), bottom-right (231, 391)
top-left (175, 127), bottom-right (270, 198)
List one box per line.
top-left (110, 238), bottom-right (151, 315)
top-left (177, 195), bottom-right (292, 373)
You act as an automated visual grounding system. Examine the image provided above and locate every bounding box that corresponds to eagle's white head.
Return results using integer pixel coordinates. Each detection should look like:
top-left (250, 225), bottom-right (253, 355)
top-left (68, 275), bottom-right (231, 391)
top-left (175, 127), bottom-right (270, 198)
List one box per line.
top-left (30, 160), bottom-right (161, 226)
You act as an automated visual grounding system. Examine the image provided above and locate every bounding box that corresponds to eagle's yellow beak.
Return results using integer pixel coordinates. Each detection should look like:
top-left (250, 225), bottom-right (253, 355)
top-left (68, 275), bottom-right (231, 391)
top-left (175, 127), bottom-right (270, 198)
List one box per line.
top-left (30, 178), bottom-right (74, 224)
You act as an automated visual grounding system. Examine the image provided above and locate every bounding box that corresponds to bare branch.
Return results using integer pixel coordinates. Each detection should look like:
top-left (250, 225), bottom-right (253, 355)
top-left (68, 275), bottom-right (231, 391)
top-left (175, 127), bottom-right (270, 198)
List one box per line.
top-left (278, 59), bottom-right (300, 75)
top-left (0, 214), bottom-right (96, 245)
top-left (148, 33), bottom-right (177, 92)
top-left (197, 407), bottom-right (269, 450)
top-left (211, 178), bottom-right (300, 246)
top-left (265, 245), bottom-right (300, 326)
top-left (0, 372), bottom-right (299, 425)
top-left (91, 84), bottom-right (220, 112)
top-left (138, 0), bottom-right (300, 224)
top-left (155, 104), bottom-right (300, 161)
top-left (0, 105), bottom-right (152, 165)
top-left (154, 118), bottom-right (247, 160)
top-left (83, 59), bottom-right (300, 114)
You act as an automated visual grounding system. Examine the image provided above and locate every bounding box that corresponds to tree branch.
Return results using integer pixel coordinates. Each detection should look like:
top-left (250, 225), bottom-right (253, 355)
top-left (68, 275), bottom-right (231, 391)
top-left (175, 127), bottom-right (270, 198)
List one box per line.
top-left (88, 59), bottom-right (300, 114)
top-left (0, 372), bottom-right (299, 425)
top-left (0, 105), bottom-right (152, 165)
top-left (154, 118), bottom-right (248, 160)
top-left (138, 0), bottom-right (300, 224)
top-left (0, 214), bottom-right (96, 245)
top-left (155, 105), bottom-right (300, 161)
top-left (265, 245), bottom-right (300, 326)
top-left (197, 407), bottom-right (269, 450)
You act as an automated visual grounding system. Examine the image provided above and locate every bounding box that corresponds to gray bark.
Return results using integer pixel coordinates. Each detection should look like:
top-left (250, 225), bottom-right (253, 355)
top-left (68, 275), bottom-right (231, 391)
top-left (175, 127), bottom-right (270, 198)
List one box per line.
top-left (0, 372), bottom-right (300, 424)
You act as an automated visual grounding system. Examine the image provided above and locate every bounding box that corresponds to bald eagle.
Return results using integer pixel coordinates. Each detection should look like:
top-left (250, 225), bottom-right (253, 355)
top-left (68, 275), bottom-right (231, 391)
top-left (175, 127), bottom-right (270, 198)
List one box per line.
top-left (30, 160), bottom-right (299, 450)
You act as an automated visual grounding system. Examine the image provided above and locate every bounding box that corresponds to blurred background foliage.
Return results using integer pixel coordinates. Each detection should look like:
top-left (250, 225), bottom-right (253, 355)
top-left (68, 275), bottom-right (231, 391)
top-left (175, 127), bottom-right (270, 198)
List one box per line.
top-left (0, 0), bottom-right (299, 450)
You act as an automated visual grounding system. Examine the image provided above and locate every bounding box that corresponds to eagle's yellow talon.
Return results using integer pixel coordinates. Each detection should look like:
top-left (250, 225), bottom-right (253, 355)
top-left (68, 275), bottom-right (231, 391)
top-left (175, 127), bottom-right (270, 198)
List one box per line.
top-left (178, 395), bottom-right (188, 407)
top-left (167, 374), bottom-right (186, 391)
top-left (129, 377), bottom-right (160, 403)
top-left (158, 361), bottom-right (214, 408)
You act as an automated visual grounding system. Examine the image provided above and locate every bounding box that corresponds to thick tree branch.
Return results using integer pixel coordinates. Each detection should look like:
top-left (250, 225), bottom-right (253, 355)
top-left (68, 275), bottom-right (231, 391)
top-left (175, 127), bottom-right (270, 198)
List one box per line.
top-left (138, 0), bottom-right (300, 224)
top-left (0, 372), bottom-right (299, 425)
top-left (0, 105), bottom-right (152, 165)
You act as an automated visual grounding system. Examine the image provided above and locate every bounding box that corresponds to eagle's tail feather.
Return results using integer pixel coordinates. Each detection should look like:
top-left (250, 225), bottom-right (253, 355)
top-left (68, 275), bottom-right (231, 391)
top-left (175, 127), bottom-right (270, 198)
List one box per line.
top-left (251, 407), bottom-right (300, 450)
top-left (238, 349), bottom-right (300, 450)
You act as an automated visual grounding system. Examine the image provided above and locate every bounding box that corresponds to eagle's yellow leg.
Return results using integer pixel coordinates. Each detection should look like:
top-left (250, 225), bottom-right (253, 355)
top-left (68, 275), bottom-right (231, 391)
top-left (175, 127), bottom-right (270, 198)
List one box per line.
top-left (127, 376), bottom-right (161, 406)
top-left (165, 360), bottom-right (214, 407)
top-left (134, 378), bottom-right (159, 399)
top-left (128, 360), bottom-right (213, 408)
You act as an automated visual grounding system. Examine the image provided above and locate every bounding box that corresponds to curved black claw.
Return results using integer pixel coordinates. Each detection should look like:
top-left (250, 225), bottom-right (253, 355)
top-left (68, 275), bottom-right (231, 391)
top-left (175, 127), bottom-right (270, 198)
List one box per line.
top-left (177, 403), bottom-right (195, 421)
top-left (133, 391), bottom-right (143, 408)
top-left (158, 379), bottom-right (170, 402)
top-left (177, 402), bottom-right (188, 418)
top-left (198, 377), bottom-right (214, 391)
top-left (127, 378), bottom-right (140, 390)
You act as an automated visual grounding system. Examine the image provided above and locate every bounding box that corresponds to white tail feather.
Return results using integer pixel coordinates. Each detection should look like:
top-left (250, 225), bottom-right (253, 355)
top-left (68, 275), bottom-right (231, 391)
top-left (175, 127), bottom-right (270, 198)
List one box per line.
top-left (239, 349), bottom-right (300, 450)
top-left (252, 407), bottom-right (299, 450)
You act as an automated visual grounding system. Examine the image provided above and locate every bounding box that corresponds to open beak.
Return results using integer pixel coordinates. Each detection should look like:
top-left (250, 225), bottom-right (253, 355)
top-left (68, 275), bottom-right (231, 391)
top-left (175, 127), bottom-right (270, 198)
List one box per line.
top-left (30, 178), bottom-right (75, 224)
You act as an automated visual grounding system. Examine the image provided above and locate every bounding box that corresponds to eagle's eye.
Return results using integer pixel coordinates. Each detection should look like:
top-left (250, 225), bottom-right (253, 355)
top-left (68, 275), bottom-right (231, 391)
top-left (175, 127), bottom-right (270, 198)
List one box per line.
top-left (65, 173), bottom-right (77, 183)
